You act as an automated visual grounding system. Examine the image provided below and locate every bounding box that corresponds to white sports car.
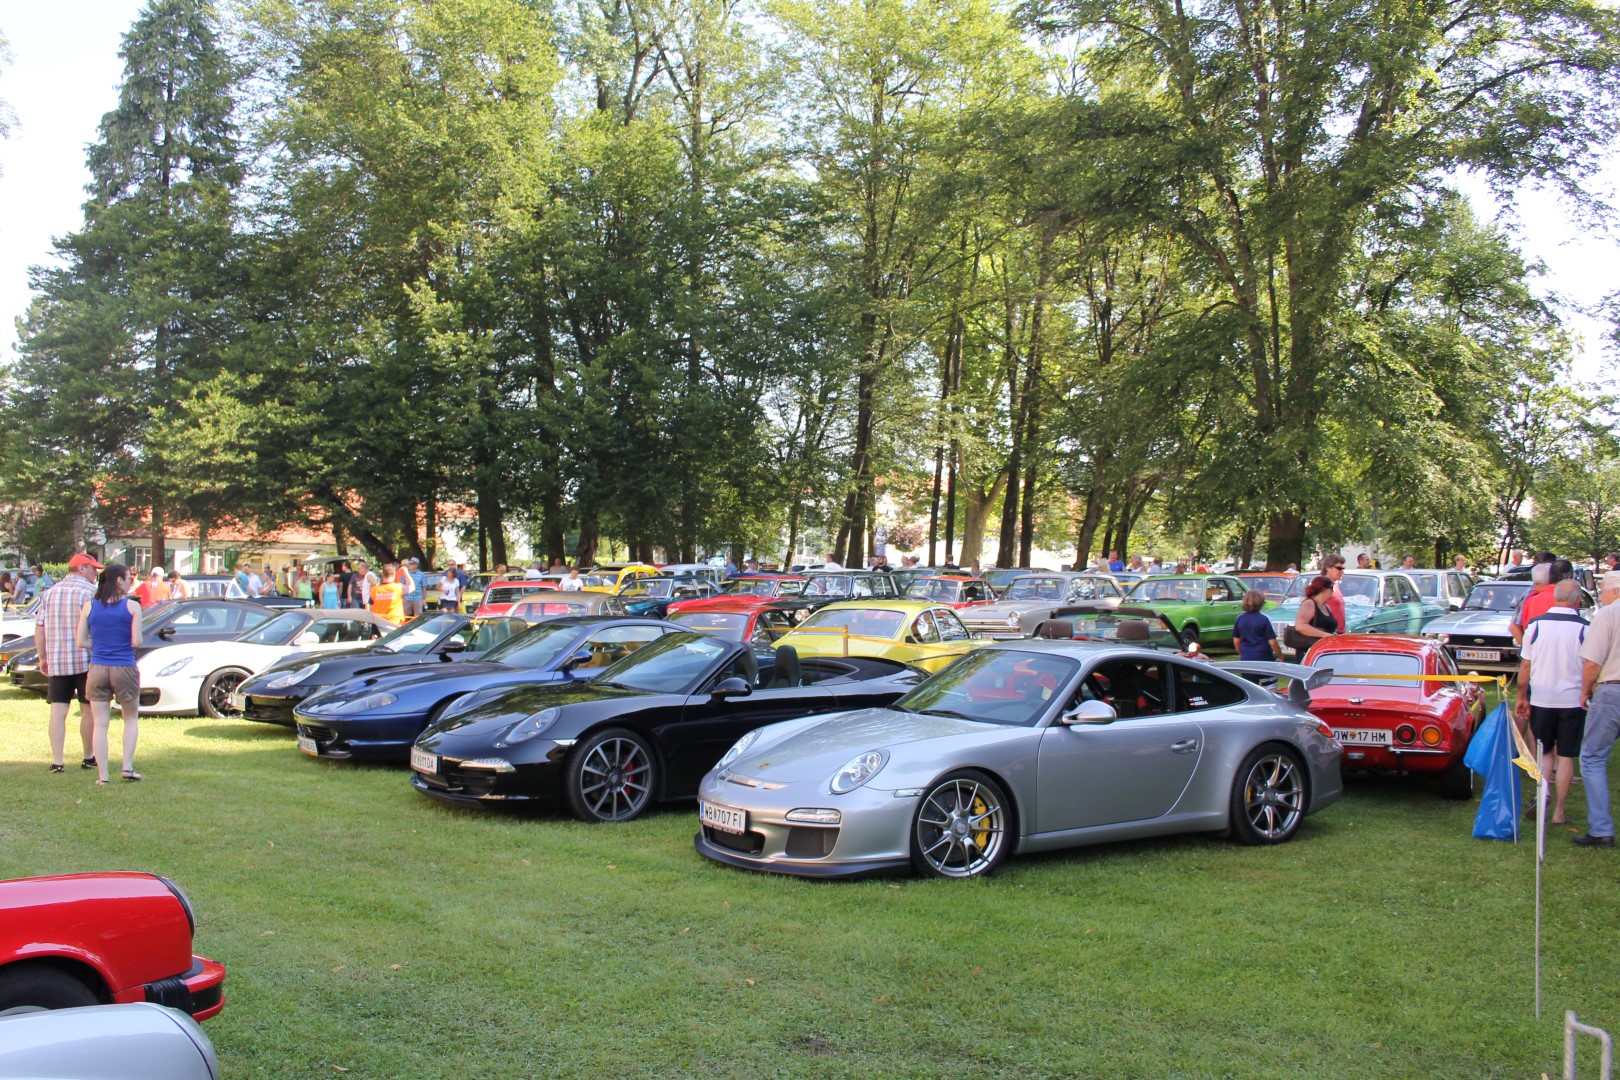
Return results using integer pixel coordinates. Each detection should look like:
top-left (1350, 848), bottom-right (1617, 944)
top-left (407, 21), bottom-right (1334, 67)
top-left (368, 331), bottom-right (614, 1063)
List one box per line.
top-left (131, 608), bottom-right (391, 718)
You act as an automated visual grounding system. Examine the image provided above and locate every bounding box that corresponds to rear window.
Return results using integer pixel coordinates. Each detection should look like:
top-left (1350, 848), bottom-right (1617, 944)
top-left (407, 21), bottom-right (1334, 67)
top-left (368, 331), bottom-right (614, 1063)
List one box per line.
top-left (1308, 651), bottom-right (1424, 687)
top-left (484, 585), bottom-right (547, 606)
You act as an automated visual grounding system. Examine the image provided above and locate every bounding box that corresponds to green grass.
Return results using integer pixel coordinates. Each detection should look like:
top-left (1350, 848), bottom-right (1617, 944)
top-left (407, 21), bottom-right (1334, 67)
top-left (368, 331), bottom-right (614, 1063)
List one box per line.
top-left (2, 686), bottom-right (1617, 1079)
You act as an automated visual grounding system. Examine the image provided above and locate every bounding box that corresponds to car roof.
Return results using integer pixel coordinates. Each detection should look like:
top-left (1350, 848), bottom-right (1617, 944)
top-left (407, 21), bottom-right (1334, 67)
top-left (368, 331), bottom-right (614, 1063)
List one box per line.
top-left (811, 599), bottom-right (948, 614)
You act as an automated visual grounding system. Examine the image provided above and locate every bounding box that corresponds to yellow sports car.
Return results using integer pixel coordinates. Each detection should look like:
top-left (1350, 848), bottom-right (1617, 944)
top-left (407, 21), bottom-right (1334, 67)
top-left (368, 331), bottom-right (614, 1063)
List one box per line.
top-left (775, 599), bottom-right (986, 673)
top-left (582, 563), bottom-right (663, 594)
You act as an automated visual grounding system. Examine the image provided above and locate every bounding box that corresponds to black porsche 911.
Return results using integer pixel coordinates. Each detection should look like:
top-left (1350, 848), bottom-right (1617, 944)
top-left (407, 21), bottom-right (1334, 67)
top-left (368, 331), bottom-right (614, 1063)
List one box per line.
top-left (409, 631), bottom-right (924, 822)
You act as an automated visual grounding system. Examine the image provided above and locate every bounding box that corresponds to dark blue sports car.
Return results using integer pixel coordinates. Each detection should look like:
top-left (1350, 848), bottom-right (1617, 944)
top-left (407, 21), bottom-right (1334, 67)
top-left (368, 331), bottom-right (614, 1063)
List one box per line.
top-left (293, 616), bottom-right (680, 763)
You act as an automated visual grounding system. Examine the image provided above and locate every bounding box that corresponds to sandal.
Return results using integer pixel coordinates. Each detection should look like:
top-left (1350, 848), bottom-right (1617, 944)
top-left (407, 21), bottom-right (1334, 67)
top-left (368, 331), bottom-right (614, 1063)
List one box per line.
top-left (94, 778), bottom-right (109, 786)
top-left (121, 770), bottom-right (142, 782)
top-left (48, 763), bottom-right (64, 774)
top-left (80, 757), bottom-right (96, 770)
top-left (1551, 817), bottom-right (1569, 826)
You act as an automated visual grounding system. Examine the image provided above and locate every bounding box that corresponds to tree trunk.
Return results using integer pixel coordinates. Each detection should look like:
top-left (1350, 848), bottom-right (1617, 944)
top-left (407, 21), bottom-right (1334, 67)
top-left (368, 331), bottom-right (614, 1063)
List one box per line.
top-left (1017, 452), bottom-right (1037, 568)
top-left (1075, 484), bottom-right (1105, 569)
top-left (928, 446), bottom-right (944, 566)
top-left (151, 501), bottom-right (166, 573)
top-left (1240, 527), bottom-right (1256, 570)
top-left (960, 476), bottom-right (1007, 567)
top-left (424, 498), bottom-right (437, 567)
top-left (574, 519), bottom-right (598, 568)
top-left (944, 451), bottom-right (959, 564)
top-left (1266, 510), bottom-right (1306, 571)
top-left (479, 489), bottom-right (507, 568)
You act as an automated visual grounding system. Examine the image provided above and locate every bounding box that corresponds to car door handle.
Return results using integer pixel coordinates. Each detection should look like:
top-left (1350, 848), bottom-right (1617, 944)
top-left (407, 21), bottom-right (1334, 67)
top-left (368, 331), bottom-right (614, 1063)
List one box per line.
top-left (1170, 738), bottom-right (1198, 753)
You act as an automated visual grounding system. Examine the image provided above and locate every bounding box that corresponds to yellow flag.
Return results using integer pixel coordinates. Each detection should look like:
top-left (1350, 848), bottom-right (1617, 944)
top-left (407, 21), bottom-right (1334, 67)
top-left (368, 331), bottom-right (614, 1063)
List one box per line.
top-left (1510, 715), bottom-right (1543, 781)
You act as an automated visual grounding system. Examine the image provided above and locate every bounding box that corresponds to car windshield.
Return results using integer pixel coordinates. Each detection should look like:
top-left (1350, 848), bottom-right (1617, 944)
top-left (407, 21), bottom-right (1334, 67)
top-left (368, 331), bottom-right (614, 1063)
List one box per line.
top-left (896, 649), bottom-right (1079, 727)
top-left (483, 584), bottom-right (547, 606)
top-left (618, 579), bottom-right (674, 599)
top-left (795, 607), bottom-right (906, 640)
top-left (374, 613), bottom-right (461, 653)
top-left (1308, 651), bottom-right (1424, 687)
top-left (511, 599), bottom-right (594, 619)
top-left (480, 622), bottom-right (592, 669)
top-left (1238, 574), bottom-right (1293, 601)
top-left (669, 611), bottom-right (747, 635)
top-left (801, 575), bottom-right (852, 597)
top-left (723, 577), bottom-right (798, 597)
top-left (1004, 576), bottom-right (1069, 601)
top-left (905, 580), bottom-right (962, 602)
top-left (1464, 583), bottom-right (1530, 611)
top-left (1404, 572), bottom-right (1441, 598)
top-left (1125, 578), bottom-right (1206, 603)
top-left (236, 612), bottom-right (308, 646)
top-left (595, 632), bottom-right (730, 693)
top-left (1063, 612), bottom-right (1180, 648)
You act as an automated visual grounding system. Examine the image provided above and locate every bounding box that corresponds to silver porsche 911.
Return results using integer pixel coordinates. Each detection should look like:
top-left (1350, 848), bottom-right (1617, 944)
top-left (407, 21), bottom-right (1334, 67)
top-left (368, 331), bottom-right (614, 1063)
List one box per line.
top-left (694, 640), bottom-right (1343, 879)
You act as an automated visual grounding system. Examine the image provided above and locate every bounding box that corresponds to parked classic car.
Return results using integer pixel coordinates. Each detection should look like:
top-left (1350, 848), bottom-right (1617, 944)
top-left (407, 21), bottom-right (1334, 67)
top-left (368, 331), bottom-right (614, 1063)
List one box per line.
top-left (1031, 604), bottom-right (1191, 652)
top-left (960, 573), bottom-right (1126, 638)
top-left (507, 592), bottom-right (614, 622)
top-left (1420, 579), bottom-right (1594, 673)
top-left (1402, 569), bottom-right (1475, 611)
top-left (1270, 571), bottom-right (1446, 656)
top-left (580, 563), bottom-right (664, 594)
top-left (902, 576), bottom-right (996, 609)
top-left (605, 575), bottom-right (723, 617)
top-left (800, 571), bottom-right (904, 600)
top-left (231, 613), bottom-right (529, 726)
top-left (0, 872), bottom-right (224, 1019)
top-left (293, 616), bottom-right (680, 761)
top-left (0, 1004), bottom-right (220, 1080)
top-left (711, 574), bottom-right (807, 599)
top-left (132, 608), bottom-right (391, 718)
top-left (1233, 571), bottom-right (1297, 603)
top-left (666, 597), bottom-right (804, 643)
top-left (776, 600), bottom-right (985, 673)
top-left (1122, 574), bottom-right (1255, 647)
top-left (1300, 635), bottom-right (1483, 798)
top-left (409, 634), bottom-right (924, 820)
top-left (472, 580), bottom-right (555, 616)
top-left (694, 642), bottom-right (1342, 879)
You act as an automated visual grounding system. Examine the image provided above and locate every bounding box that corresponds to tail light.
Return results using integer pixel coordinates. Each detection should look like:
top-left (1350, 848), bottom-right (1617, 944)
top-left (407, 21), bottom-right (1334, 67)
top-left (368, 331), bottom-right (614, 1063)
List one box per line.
top-left (1421, 725), bottom-right (1443, 746)
top-left (1395, 724), bottom-right (1417, 744)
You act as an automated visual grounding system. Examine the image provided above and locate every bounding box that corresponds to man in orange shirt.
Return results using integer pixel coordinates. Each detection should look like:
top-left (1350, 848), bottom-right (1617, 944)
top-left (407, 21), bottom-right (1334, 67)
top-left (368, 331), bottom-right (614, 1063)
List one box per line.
top-left (370, 564), bottom-right (406, 625)
top-left (1513, 559), bottom-right (1570, 645)
top-left (133, 568), bottom-right (171, 607)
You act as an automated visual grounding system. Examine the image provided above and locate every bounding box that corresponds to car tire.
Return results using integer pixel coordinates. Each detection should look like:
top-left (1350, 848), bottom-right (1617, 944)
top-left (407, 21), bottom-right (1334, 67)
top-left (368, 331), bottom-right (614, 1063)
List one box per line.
top-left (563, 728), bottom-right (656, 823)
top-left (1183, 624), bottom-right (1201, 650)
top-left (1229, 744), bottom-right (1307, 845)
top-left (910, 769), bottom-right (1012, 879)
top-left (1437, 755), bottom-right (1474, 800)
top-left (199, 667), bottom-right (251, 719)
top-left (0, 964), bottom-right (100, 1016)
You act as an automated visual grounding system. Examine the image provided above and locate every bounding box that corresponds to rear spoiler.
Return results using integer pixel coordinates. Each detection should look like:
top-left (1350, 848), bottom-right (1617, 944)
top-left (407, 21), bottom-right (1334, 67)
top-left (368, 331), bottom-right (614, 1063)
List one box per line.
top-left (1215, 661), bottom-right (1333, 704)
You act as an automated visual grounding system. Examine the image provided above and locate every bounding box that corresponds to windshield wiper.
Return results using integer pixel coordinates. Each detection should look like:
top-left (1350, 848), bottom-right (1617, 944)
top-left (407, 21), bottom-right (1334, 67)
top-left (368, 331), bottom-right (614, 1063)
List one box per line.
top-left (918, 707), bottom-right (979, 722)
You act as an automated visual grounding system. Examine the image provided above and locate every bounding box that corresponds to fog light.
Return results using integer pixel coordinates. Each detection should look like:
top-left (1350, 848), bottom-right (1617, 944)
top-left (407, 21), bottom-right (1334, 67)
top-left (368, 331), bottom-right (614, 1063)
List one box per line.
top-left (785, 808), bottom-right (842, 825)
top-left (1395, 724), bottom-right (1417, 744)
top-left (1421, 726), bottom-right (1443, 746)
top-left (458, 758), bottom-right (515, 772)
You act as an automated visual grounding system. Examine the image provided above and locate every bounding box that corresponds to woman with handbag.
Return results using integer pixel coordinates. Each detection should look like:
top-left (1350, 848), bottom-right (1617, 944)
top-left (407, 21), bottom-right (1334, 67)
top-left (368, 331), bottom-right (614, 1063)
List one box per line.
top-left (1286, 575), bottom-right (1340, 655)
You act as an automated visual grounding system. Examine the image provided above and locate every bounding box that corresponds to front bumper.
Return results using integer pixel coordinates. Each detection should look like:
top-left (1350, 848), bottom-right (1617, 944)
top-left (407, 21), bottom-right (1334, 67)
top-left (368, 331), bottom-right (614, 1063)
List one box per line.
top-left (1437, 640), bottom-right (1519, 673)
top-left (692, 773), bottom-right (919, 879)
top-left (113, 955), bottom-right (227, 1021)
top-left (234, 687), bottom-right (323, 726)
top-left (292, 710), bottom-right (426, 763)
top-left (408, 743), bottom-right (569, 808)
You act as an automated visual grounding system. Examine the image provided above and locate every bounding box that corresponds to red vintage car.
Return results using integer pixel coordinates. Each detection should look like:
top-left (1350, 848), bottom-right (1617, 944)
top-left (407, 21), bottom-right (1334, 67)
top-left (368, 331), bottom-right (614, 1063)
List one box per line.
top-left (472, 579), bottom-right (556, 617)
top-left (1300, 635), bottom-right (1484, 799)
top-left (0, 872), bottom-right (226, 1019)
top-left (665, 597), bottom-right (802, 643)
top-left (685, 574), bottom-right (808, 603)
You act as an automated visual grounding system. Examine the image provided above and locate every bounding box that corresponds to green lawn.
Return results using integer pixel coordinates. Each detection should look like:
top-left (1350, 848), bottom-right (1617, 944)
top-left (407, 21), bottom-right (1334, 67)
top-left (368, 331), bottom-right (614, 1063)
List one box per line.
top-left (2, 686), bottom-right (1616, 1079)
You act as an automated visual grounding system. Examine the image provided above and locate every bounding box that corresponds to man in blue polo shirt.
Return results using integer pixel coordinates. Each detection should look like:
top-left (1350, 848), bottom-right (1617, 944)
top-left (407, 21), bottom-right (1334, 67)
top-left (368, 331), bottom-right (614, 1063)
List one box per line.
top-left (401, 557), bottom-right (425, 619)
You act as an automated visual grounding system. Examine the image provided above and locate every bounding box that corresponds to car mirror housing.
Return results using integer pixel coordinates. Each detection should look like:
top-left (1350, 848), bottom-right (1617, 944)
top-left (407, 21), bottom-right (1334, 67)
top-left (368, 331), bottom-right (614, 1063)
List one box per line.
top-left (560, 648), bottom-right (594, 672)
top-left (157, 626), bottom-right (176, 640)
top-left (439, 639), bottom-right (468, 654)
top-left (711, 676), bottom-right (752, 699)
top-left (1059, 700), bottom-right (1117, 725)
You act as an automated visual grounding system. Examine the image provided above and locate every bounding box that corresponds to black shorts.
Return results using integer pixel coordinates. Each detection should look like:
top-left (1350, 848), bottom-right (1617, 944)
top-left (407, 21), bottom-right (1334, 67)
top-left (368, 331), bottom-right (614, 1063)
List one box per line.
top-left (46, 671), bottom-right (89, 705)
top-left (1529, 705), bottom-right (1587, 758)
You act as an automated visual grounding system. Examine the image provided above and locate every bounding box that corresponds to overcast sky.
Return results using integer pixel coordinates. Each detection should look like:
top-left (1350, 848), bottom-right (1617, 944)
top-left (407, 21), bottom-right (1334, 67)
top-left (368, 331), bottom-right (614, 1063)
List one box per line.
top-left (2, 2), bottom-right (1615, 381)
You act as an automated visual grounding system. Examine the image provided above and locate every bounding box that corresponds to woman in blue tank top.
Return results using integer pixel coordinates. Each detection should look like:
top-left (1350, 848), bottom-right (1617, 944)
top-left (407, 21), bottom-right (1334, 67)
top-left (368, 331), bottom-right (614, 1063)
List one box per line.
top-left (75, 564), bottom-right (144, 785)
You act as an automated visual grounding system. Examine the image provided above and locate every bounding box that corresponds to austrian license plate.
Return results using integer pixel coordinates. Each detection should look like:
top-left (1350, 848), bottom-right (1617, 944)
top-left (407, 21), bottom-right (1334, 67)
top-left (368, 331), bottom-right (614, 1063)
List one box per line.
top-left (1332, 728), bottom-right (1391, 746)
top-left (1456, 648), bottom-right (1501, 662)
top-left (295, 734), bottom-right (318, 756)
top-left (410, 747), bottom-right (438, 774)
top-left (1098, 627), bottom-right (1117, 639)
top-left (231, 691), bottom-right (247, 711)
top-left (700, 801), bottom-right (747, 834)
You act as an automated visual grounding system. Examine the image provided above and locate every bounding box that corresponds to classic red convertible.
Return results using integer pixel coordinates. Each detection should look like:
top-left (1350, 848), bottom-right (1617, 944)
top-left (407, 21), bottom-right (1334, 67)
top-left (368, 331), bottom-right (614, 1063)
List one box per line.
top-left (1300, 635), bottom-right (1484, 799)
top-left (0, 872), bottom-right (226, 1019)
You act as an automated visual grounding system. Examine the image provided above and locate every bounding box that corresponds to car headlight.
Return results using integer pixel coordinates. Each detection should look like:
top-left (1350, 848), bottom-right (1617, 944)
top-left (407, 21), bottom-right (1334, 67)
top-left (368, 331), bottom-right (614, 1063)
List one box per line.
top-left (1006, 612), bottom-right (1021, 626)
top-left (156, 656), bottom-right (192, 678)
top-left (266, 663), bottom-right (320, 689)
top-left (719, 728), bottom-right (761, 768)
top-left (327, 691), bottom-right (397, 715)
top-left (830, 750), bottom-right (887, 794)
top-left (500, 707), bottom-right (560, 746)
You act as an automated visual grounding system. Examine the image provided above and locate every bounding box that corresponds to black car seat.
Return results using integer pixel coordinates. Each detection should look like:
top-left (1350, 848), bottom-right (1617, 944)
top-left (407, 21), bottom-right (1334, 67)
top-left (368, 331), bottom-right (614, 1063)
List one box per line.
top-left (768, 645), bottom-right (802, 689)
top-left (729, 646), bottom-right (760, 688)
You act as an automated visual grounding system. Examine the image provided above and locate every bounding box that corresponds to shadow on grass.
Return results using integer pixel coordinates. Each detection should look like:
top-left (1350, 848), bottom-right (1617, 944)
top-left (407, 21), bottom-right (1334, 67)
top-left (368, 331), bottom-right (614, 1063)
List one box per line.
top-left (188, 722), bottom-right (294, 743)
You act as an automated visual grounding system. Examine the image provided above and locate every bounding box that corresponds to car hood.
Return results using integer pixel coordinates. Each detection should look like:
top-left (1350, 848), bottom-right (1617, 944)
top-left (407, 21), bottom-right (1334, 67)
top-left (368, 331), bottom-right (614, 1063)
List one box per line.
top-left (967, 601), bottom-right (1054, 618)
top-left (301, 661), bottom-right (521, 712)
top-left (1425, 610), bottom-right (1514, 635)
top-left (141, 640), bottom-right (281, 672)
top-left (727, 707), bottom-right (995, 784)
top-left (422, 681), bottom-right (649, 740)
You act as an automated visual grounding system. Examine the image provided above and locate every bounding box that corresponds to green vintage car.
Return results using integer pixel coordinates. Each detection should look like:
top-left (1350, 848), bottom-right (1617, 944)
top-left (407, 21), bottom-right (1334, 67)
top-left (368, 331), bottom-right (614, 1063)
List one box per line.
top-left (1122, 574), bottom-right (1256, 647)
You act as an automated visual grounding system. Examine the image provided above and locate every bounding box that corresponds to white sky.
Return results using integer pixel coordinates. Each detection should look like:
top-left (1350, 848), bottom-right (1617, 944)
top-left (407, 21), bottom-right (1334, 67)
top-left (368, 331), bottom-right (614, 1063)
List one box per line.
top-left (1, 2), bottom-right (1616, 381)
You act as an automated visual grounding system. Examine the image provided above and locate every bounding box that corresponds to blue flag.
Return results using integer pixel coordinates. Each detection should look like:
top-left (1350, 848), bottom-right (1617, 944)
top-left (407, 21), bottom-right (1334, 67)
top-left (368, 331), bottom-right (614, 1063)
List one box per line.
top-left (1465, 702), bottom-right (1520, 841)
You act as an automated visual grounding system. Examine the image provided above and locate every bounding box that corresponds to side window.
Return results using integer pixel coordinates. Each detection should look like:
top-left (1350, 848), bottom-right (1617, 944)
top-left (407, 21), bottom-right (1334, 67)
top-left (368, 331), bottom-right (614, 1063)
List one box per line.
top-left (1076, 659), bottom-right (1169, 718)
top-left (934, 608), bottom-right (971, 642)
top-left (1171, 664), bottom-right (1247, 712)
top-left (579, 625), bottom-right (664, 669)
top-left (852, 578), bottom-right (874, 597)
top-left (962, 581), bottom-right (986, 602)
top-left (306, 619), bottom-right (358, 643)
top-left (912, 613), bottom-right (941, 644)
top-left (756, 611), bottom-right (792, 640)
top-left (1448, 575), bottom-right (1467, 600)
top-left (1396, 577), bottom-right (1418, 604)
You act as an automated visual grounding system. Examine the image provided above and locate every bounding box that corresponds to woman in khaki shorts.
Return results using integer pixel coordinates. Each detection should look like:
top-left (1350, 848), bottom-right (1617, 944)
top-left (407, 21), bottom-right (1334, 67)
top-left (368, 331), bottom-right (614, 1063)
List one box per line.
top-left (75, 563), bottom-right (144, 784)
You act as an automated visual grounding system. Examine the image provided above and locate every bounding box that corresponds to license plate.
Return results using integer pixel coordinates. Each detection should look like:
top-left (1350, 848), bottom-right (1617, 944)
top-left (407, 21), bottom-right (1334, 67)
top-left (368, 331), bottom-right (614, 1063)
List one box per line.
top-left (231, 691), bottom-right (247, 710)
top-left (700, 801), bottom-right (746, 834)
top-left (410, 746), bottom-right (438, 774)
top-left (1098, 627), bottom-right (1117, 639)
top-left (1332, 728), bottom-right (1391, 746)
top-left (1456, 648), bottom-right (1501, 662)
top-left (296, 734), bottom-right (318, 756)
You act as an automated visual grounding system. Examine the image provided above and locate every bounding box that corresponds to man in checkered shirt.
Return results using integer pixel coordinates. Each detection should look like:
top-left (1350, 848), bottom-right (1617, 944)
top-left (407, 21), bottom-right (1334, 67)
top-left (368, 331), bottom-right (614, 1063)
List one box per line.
top-left (36, 552), bottom-right (102, 772)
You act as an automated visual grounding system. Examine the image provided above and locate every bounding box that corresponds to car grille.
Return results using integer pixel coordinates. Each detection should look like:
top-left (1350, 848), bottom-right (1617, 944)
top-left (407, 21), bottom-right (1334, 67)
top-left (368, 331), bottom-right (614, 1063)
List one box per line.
top-left (243, 697), bottom-right (295, 723)
top-left (139, 689), bottom-right (160, 707)
top-left (704, 824), bottom-right (765, 856)
top-left (414, 759), bottom-right (500, 797)
top-left (784, 827), bottom-right (839, 859)
top-left (297, 723), bottom-right (339, 746)
top-left (961, 616), bottom-right (1023, 637)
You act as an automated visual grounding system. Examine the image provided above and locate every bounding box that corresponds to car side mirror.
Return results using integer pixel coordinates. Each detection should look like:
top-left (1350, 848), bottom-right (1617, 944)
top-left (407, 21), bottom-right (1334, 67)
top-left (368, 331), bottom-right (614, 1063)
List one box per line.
top-left (710, 676), bottom-right (752, 699)
top-left (1059, 700), bottom-right (1118, 725)
top-left (157, 626), bottom-right (176, 640)
top-left (296, 631), bottom-right (319, 646)
top-left (439, 639), bottom-right (468, 654)
top-left (560, 647), bottom-right (594, 672)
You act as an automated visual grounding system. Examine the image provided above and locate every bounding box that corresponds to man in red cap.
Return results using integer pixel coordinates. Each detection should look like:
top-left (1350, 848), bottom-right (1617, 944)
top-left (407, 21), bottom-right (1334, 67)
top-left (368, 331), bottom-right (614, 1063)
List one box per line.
top-left (36, 552), bottom-right (101, 772)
